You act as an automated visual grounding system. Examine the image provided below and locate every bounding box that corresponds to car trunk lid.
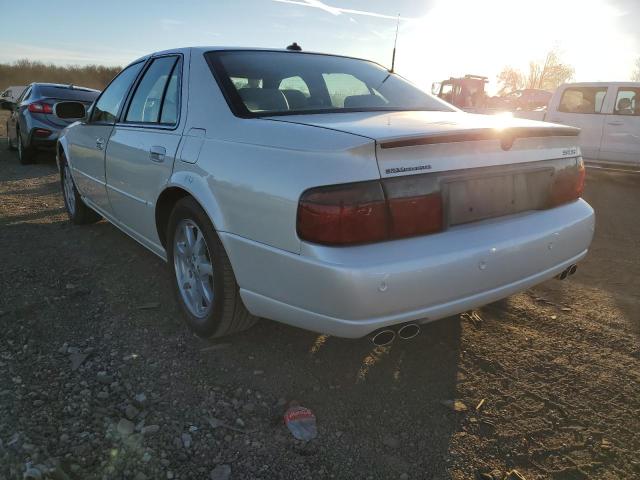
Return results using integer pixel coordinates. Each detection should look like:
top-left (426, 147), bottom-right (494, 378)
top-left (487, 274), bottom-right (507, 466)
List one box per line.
top-left (269, 110), bottom-right (583, 231)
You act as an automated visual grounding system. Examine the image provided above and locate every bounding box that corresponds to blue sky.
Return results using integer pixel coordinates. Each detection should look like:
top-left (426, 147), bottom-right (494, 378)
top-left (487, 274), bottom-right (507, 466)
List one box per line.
top-left (1, 0), bottom-right (638, 92)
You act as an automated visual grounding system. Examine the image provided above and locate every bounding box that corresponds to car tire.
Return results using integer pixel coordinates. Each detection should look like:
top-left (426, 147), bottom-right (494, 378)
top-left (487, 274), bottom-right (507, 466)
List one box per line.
top-left (17, 130), bottom-right (36, 164)
top-left (167, 196), bottom-right (257, 339)
top-left (60, 153), bottom-right (101, 225)
top-left (6, 124), bottom-right (16, 151)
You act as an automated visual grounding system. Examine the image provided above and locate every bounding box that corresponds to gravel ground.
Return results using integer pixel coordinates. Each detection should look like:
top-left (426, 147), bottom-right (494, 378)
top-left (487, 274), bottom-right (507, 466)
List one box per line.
top-left (0, 143), bottom-right (639, 480)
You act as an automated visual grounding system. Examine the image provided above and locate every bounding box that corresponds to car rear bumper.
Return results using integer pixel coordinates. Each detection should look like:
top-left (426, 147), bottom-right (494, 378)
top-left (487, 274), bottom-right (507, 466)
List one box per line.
top-left (221, 199), bottom-right (595, 338)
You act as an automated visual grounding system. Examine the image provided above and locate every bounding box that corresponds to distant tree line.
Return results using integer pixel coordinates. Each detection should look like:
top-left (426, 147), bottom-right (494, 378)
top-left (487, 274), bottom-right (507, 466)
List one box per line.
top-left (0, 59), bottom-right (121, 92)
top-left (496, 47), bottom-right (575, 95)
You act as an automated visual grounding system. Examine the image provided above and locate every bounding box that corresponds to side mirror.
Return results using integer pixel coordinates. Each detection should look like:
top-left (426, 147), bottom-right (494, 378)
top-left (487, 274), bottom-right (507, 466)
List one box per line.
top-left (0, 100), bottom-right (15, 111)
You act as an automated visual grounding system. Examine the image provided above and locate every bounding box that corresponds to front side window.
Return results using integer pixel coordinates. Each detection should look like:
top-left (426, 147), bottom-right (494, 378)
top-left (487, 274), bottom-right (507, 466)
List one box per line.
top-left (207, 51), bottom-right (453, 116)
top-left (613, 88), bottom-right (639, 116)
top-left (126, 56), bottom-right (180, 124)
top-left (558, 87), bottom-right (607, 114)
top-left (91, 62), bottom-right (144, 124)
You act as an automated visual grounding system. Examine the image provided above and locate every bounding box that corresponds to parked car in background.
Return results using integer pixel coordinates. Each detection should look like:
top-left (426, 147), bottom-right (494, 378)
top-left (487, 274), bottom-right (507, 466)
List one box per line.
top-left (57, 47), bottom-right (594, 343)
top-left (3, 83), bottom-right (99, 164)
top-left (1, 85), bottom-right (26, 104)
top-left (522, 82), bottom-right (640, 167)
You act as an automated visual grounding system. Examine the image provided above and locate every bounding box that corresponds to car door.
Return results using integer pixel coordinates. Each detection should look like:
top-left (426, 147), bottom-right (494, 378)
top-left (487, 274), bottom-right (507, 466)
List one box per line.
top-left (105, 54), bottom-right (185, 247)
top-left (546, 85), bottom-right (609, 160)
top-left (67, 62), bottom-right (144, 213)
top-left (599, 86), bottom-right (640, 166)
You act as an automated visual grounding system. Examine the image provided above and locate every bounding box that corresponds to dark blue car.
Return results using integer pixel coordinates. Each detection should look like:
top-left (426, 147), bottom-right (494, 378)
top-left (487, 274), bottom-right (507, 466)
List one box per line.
top-left (3, 83), bottom-right (99, 164)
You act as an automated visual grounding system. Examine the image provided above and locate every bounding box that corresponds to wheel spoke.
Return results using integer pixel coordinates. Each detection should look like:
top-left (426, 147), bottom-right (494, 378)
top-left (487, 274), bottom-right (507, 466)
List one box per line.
top-left (198, 261), bottom-right (213, 277)
top-left (175, 241), bottom-right (188, 257)
top-left (200, 278), bottom-right (213, 305)
top-left (193, 231), bottom-right (205, 255)
top-left (183, 224), bottom-right (196, 251)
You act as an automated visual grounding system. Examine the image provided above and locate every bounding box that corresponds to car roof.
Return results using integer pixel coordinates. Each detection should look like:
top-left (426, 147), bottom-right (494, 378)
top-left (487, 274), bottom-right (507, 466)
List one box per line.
top-left (129, 46), bottom-right (378, 67)
top-left (561, 81), bottom-right (640, 88)
top-left (29, 82), bottom-right (100, 93)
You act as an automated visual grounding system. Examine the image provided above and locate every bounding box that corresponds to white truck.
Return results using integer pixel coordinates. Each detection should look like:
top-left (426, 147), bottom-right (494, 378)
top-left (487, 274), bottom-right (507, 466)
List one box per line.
top-left (0, 86), bottom-right (27, 104)
top-left (516, 82), bottom-right (640, 167)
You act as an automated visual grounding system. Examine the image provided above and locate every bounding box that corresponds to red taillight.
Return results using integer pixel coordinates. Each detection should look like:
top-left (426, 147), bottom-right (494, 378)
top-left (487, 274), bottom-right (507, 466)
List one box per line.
top-left (297, 182), bottom-right (389, 245)
top-left (387, 193), bottom-right (443, 238)
top-left (33, 128), bottom-right (52, 137)
top-left (548, 159), bottom-right (585, 207)
top-left (28, 102), bottom-right (53, 114)
top-left (297, 178), bottom-right (444, 245)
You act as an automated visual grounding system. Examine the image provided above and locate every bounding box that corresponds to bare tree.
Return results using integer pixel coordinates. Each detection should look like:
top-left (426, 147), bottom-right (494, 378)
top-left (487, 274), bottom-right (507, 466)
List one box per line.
top-left (496, 66), bottom-right (524, 95)
top-left (632, 57), bottom-right (640, 82)
top-left (497, 47), bottom-right (574, 95)
top-left (525, 48), bottom-right (574, 90)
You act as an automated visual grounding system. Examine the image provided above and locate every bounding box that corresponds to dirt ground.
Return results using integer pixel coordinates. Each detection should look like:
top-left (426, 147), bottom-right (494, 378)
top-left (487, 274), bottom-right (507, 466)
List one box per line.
top-left (0, 140), bottom-right (639, 480)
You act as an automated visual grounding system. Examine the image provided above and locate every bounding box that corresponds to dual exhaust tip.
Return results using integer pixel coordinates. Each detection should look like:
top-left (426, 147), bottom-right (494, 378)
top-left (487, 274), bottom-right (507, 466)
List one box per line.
top-left (371, 323), bottom-right (420, 347)
top-left (556, 263), bottom-right (578, 280)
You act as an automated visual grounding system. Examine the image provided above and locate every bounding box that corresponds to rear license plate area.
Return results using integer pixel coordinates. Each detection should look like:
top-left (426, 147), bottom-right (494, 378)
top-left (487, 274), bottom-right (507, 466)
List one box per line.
top-left (446, 169), bottom-right (552, 226)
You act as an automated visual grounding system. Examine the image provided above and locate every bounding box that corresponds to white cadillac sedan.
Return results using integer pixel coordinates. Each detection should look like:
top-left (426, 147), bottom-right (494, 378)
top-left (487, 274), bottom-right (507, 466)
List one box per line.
top-left (57, 47), bottom-right (595, 343)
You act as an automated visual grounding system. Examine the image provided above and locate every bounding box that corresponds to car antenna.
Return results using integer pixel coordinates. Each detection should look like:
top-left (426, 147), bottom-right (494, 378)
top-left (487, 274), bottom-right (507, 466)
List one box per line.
top-left (390, 14), bottom-right (400, 73)
top-left (286, 42), bottom-right (302, 51)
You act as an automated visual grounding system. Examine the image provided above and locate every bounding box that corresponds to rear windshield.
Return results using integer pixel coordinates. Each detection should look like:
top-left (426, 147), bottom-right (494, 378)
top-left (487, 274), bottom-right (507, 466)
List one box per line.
top-left (206, 50), bottom-right (454, 117)
top-left (39, 86), bottom-right (99, 102)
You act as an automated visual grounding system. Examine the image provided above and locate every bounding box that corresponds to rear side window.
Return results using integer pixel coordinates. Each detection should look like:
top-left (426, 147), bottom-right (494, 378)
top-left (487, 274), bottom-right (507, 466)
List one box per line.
top-left (613, 88), bottom-right (640, 116)
top-left (126, 56), bottom-right (181, 124)
top-left (323, 73), bottom-right (372, 108)
top-left (91, 62), bottom-right (144, 124)
top-left (558, 87), bottom-right (607, 114)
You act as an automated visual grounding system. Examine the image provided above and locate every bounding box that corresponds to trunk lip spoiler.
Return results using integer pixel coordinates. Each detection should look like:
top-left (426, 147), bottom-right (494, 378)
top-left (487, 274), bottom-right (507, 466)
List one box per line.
top-left (379, 126), bottom-right (580, 149)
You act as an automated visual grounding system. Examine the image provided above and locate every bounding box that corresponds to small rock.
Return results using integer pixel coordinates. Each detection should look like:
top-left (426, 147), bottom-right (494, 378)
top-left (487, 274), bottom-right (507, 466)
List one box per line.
top-left (235, 418), bottom-right (245, 428)
top-left (210, 464), bottom-right (232, 480)
top-left (142, 425), bottom-right (160, 435)
top-left (181, 433), bottom-right (192, 449)
top-left (142, 452), bottom-right (152, 462)
top-left (400, 474), bottom-right (409, 480)
top-left (134, 473), bottom-right (148, 480)
top-left (253, 370), bottom-right (264, 376)
top-left (97, 372), bottom-right (113, 384)
top-left (23, 467), bottom-right (42, 479)
top-left (440, 400), bottom-right (468, 412)
top-left (117, 418), bottom-right (135, 436)
top-left (125, 404), bottom-right (140, 420)
top-left (69, 352), bottom-right (89, 371)
top-left (134, 393), bottom-right (148, 405)
top-left (58, 343), bottom-right (69, 354)
top-left (97, 391), bottom-right (109, 400)
top-left (382, 435), bottom-right (400, 449)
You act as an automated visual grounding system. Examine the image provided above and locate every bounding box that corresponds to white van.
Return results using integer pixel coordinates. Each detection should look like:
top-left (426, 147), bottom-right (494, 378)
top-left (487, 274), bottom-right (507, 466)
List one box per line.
top-left (544, 82), bottom-right (640, 167)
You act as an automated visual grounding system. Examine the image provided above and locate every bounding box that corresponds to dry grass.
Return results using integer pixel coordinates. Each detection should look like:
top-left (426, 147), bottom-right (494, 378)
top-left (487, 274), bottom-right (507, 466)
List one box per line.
top-left (0, 59), bottom-right (120, 93)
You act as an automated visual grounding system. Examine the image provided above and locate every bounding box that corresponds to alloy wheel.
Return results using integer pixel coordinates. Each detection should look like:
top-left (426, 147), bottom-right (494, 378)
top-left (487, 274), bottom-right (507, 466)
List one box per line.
top-left (173, 219), bottom-right (214, 318)
top-left (63, 163), bottom-right (76, 216)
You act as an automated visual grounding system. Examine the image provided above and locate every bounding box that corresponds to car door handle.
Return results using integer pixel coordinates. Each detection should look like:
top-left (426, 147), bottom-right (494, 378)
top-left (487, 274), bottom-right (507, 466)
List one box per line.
top-left (607, 121), bottom-right (624, 126)
top-left (96, 137), bottom-right (105, 150)
top-left (149, 146), bottom-right (166, 163)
